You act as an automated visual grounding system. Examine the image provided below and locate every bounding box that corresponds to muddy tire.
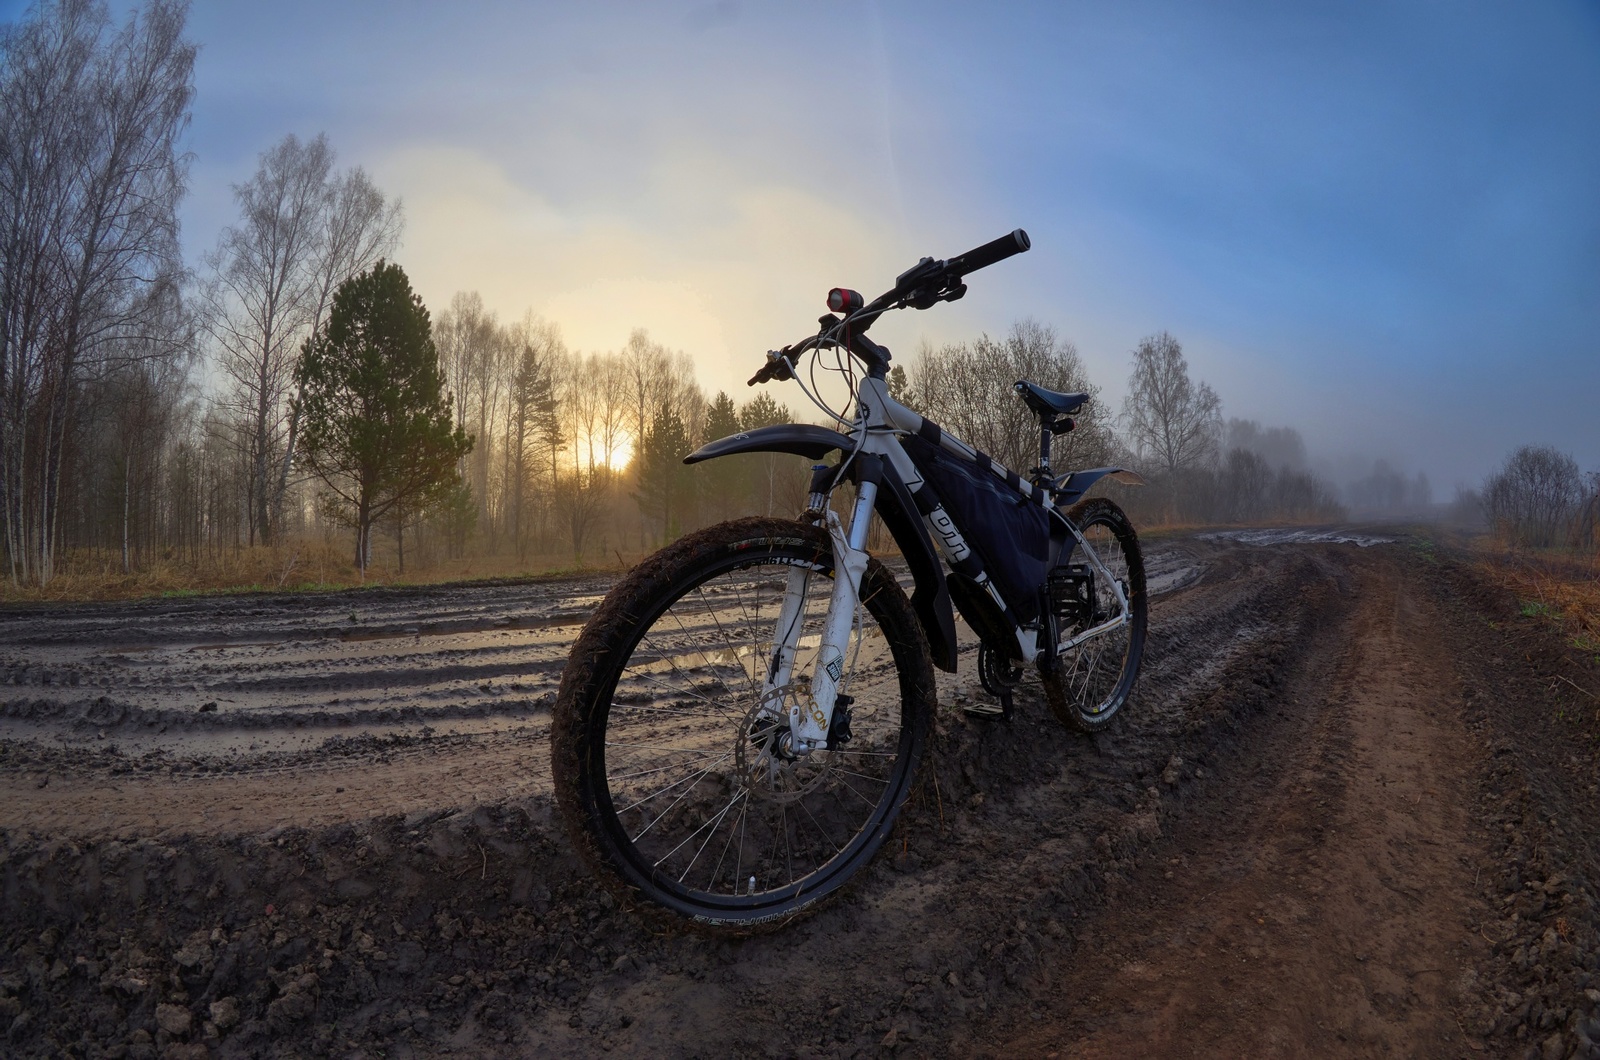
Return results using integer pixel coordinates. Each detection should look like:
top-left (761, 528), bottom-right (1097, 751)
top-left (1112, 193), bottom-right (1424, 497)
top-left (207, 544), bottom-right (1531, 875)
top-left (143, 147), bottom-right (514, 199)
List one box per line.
top-left (1043, 497), bottom-right (1148, 732)
top-left (552, 517), bottom-right (935, 932)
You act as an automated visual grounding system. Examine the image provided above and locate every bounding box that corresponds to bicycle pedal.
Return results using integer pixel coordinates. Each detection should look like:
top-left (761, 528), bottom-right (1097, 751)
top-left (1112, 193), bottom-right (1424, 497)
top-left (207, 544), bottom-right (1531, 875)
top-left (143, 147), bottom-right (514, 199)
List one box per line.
top-left (962, 688), bottom-right (1014, 722)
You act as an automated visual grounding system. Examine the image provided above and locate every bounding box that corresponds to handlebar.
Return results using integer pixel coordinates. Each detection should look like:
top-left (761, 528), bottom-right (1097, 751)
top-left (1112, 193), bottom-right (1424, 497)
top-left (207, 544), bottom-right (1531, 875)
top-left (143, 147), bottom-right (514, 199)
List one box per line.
top-left (748, 229), bottom-right (1030, 385)
top-left (945, 228), bottom-right (1031, 281)
top-left (880, 227), bottom-right (1031, 311)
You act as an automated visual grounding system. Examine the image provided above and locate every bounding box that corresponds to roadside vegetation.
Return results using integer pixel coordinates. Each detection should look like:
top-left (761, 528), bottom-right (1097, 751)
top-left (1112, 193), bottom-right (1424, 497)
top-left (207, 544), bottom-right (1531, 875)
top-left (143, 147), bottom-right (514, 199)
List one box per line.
top-left (1458, 446), bottom-right (1600, 663)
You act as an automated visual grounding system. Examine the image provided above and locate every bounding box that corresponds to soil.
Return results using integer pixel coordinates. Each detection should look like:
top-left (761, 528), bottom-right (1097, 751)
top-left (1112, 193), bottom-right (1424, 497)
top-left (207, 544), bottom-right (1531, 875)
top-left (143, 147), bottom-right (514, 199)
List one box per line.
top-left (2, 529), bottom-right (1599, 1058)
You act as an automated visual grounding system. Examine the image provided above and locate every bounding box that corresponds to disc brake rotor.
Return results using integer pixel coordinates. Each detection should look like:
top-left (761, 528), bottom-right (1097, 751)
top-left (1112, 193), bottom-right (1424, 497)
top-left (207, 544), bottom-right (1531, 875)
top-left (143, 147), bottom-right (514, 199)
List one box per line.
top-left (734, 685), bottom-right (831, 805)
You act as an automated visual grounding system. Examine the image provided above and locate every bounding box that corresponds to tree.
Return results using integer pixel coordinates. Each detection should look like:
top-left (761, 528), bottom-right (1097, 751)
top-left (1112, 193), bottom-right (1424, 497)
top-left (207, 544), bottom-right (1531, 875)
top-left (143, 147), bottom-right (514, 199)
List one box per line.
top-left (907, 319), bottom-right (1112, 474)
top-left (887, 364), bottom-right (911, 403)
top-left (206, 135), bottom-right (331, 547)
top-left (699, 390), bottom-right (741, 522)
top-left (0, 0), bottom-right (194, 584)
top-left (204, 134), bottom-right (400, 548)
top-left (555, 463), bottom-right (608, 562)
top-left (632, 409), bottom-right (691, 545)
top-left (739, 391), bottom-right (798, 516)
top-left (506, 330), bottom-right (560, 557)
top-left (434, 291), bottom-right (507, 544)
top-left (275, 165), bottom-right (403, 529)
top-left (1576, 472), bottom-right (1600, 550)
top-left (618, 329), bottom-right (700, 544)
top-left (1483, 445), bottom-right (1583, 548)
top-left (1223, 418), bottom-right (1308, 472)
top-left (293, 261), bottom-right (471, 572)
top-left (1121, 331), bottom-right (1221, 479)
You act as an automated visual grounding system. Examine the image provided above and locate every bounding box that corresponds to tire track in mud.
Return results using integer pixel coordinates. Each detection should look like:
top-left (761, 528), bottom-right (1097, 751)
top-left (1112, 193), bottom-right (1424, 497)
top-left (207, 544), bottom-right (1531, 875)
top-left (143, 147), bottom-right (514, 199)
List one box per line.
top-left (0, 578), bottom-right (610, 745)
top-left (1003, 545), bottom-right (1491, 1058)
top-left (4, 535), bottom-right (1551, 1057)
top-left (0, 541), bottom-right (1219, 840)
top-left (0, 730), bottom-right (552, 838)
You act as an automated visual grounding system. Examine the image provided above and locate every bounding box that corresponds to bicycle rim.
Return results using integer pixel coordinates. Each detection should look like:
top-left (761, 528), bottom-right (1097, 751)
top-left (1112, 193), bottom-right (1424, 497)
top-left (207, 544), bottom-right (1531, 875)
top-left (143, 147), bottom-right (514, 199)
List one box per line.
top-left (579, 529), bottom-right (925, 923)
top-left (1052, 502), bottom-right (1145, 728)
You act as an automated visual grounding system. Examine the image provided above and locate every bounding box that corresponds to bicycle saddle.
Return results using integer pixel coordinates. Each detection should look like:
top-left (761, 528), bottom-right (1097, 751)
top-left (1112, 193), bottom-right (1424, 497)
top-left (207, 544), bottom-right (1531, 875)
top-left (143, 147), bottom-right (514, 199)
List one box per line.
top-left (1014, 380), bottom-right (1088, 418)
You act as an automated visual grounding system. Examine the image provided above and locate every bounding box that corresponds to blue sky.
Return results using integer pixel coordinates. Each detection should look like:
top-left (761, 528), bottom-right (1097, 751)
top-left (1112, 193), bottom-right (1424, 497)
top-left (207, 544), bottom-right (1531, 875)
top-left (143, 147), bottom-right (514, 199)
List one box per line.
top-left (8, 0), bottom-right (1599, 490)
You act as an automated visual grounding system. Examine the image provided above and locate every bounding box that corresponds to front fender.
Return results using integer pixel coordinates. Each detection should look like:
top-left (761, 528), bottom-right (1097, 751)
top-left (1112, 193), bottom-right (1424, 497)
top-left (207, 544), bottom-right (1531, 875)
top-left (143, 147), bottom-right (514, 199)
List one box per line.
top-left (683, 424), bottom-right (958, 672)
top-left (684, 424), bottom-right (855, 464)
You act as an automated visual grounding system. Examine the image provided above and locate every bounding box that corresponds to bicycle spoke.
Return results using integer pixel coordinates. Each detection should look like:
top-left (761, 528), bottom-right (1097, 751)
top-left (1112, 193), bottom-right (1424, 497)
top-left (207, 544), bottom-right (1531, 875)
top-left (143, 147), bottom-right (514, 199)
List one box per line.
top-left (618, 752), bottom-right (732, 817)
top-left (561, 523), bottom-right (928, 922)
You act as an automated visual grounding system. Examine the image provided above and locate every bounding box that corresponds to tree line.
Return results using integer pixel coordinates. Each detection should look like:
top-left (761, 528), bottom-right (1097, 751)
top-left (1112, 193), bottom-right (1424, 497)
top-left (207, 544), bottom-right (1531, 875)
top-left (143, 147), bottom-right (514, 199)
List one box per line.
top-left (11, 1), bottom-right (1588, 591)
top-left (0, 0), bottom-right (1353, 589)
top-left (900, 323), bottom-right (1348, 528)
top-left (0, 0), bottom-right (813, 586)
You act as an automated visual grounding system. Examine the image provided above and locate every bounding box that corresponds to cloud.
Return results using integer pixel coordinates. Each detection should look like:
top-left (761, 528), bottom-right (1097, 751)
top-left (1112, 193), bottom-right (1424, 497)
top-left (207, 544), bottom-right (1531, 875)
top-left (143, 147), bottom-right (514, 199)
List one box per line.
top-left (371, 142), bottom-right (911, 403)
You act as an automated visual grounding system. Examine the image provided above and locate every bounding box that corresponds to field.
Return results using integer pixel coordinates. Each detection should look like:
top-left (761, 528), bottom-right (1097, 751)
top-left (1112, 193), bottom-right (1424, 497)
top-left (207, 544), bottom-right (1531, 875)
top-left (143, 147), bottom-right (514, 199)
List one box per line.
top-left (3, 529), bottom-right (1599, 1057)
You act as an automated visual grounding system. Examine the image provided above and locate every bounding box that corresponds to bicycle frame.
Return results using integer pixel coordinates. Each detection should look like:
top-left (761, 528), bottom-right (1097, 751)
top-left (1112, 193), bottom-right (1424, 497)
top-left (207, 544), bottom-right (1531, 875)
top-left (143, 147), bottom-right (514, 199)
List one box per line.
top-left (689, 368), bottom-right (1135, 754)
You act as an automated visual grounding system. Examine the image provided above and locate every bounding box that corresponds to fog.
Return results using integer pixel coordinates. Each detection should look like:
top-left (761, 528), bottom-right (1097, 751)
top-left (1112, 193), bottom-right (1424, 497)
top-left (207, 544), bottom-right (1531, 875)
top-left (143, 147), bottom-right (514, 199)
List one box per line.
top-left (9, 0), bottom-right (1598, 494)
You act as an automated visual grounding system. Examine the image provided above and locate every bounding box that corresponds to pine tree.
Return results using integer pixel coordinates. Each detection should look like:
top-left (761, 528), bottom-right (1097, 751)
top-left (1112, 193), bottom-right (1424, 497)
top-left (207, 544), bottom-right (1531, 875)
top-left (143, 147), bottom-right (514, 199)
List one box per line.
top-left (700, 391), bottom-right (741, 521)
top-left (632, 410), bottom-right (691, 544)
top-left (740, 393), bottom-right (795, 516)
top-left (294, 261), bottom-right (472, 572)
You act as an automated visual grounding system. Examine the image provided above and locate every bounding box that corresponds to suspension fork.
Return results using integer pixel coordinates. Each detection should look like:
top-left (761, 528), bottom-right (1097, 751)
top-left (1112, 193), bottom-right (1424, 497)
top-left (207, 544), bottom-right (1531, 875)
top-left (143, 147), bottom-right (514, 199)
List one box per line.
top-left (760, 457), bottom-right (880, 753)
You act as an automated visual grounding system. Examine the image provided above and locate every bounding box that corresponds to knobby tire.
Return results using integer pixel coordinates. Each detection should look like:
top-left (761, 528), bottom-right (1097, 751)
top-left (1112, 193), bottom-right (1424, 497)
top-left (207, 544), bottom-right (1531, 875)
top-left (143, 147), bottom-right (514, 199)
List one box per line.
top-left (551, 517), bottom-right (935, 932)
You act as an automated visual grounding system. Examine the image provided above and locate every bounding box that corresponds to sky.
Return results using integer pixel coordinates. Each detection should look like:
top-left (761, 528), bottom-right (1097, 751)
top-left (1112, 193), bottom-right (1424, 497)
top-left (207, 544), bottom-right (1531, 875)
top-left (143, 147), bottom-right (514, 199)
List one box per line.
top-left (8, 0), bottom-right (1599, 491)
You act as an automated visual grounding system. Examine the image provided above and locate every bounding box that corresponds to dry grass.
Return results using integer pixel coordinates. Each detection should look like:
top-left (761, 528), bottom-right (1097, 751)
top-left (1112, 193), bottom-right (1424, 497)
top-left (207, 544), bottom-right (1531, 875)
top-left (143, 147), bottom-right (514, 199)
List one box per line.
top-left (0, 538), bottom-right (634, 604)
top-left (1471, 541), bottom-right (1600, 654)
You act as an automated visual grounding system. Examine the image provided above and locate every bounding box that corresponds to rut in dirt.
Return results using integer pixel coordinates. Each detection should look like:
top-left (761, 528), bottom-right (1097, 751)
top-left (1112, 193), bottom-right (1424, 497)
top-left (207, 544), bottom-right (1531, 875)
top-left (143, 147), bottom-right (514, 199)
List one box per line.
top-left (1007, 545), bottom-right (1492, 1058)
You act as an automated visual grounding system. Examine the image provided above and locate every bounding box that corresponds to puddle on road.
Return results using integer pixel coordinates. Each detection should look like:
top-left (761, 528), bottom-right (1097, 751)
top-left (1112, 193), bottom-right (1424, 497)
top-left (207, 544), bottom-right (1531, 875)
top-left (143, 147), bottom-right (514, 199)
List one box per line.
top-left (1143, 546), bottom-right (1207, 597)
top-left (1201, 528), bottom-right (1394, 548)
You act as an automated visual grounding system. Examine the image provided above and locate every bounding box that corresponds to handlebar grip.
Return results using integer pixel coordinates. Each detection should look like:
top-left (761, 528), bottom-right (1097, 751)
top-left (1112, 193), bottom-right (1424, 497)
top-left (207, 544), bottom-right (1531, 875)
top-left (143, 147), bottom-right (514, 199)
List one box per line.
top-left (944, 229), bottom-right (1030, 278)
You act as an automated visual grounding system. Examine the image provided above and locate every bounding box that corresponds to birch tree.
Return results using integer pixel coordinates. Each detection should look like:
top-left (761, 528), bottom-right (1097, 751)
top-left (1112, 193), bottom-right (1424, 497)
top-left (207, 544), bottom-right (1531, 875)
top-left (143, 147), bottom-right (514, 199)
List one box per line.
top-left (1121, 331), bottom-right (1222, 478)
top-left (0, 0), bottom-right (194, 584)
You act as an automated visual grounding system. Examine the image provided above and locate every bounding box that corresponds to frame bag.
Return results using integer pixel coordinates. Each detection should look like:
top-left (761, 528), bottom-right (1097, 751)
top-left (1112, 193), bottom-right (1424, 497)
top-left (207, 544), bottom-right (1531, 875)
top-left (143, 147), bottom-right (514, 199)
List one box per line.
top-left (903, 435), bottom-right (1050, 622)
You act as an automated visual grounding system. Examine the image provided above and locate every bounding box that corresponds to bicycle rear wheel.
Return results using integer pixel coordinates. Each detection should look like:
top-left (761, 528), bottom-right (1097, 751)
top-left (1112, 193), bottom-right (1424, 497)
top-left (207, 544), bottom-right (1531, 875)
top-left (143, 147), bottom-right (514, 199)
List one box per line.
top-left (1043, 497), bottom-right (1147, 732)
top-left (552, 517), bottom-right (934, 931)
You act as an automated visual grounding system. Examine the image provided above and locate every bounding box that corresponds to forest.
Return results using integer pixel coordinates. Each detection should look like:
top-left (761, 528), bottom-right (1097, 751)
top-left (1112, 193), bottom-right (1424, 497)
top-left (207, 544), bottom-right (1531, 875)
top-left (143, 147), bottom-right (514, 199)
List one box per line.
top-left (2, 0), bottom-right (1594, 598)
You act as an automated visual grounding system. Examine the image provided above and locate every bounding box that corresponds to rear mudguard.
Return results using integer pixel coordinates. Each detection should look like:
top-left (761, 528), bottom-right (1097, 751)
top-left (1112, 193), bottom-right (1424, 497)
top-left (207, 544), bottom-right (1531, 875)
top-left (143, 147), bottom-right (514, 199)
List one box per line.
top-left (1053, 467), bottom-right (1146, 508)
top-left (685, 425), bottom-right (959, 672)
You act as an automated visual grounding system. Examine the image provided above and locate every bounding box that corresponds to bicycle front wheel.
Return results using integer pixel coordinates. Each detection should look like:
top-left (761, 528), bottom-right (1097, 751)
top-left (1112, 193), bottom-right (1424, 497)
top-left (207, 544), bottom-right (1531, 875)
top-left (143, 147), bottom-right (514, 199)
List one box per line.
top-left (552, 517), bottom-right (934, 931)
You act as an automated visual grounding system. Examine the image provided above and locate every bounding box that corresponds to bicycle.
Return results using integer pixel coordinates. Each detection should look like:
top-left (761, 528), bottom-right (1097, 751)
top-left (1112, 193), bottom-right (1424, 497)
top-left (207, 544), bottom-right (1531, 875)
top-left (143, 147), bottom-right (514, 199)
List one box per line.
top-left (551, 230), bottom-right (1148, 930)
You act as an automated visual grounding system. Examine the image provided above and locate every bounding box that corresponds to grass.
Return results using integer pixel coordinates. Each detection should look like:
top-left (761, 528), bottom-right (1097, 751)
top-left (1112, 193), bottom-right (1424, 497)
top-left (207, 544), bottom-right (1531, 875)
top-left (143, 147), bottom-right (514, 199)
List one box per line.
top-left (0, 539), bottom-right (634, 605)
top-left (1468, 539), bottom-right (1600, 656)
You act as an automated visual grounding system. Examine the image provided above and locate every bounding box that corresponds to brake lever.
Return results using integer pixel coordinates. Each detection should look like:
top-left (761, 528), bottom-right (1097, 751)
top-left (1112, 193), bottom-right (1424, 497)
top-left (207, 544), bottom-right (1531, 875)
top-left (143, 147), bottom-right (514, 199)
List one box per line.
top-left (747, 348), bottom-right (797, 386)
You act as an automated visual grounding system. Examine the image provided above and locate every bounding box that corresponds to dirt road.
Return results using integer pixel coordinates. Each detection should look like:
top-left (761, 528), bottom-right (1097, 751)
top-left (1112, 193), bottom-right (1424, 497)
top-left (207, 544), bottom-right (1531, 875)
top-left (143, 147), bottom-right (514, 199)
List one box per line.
top-left (3, 531), bottom-right (1598, 1058)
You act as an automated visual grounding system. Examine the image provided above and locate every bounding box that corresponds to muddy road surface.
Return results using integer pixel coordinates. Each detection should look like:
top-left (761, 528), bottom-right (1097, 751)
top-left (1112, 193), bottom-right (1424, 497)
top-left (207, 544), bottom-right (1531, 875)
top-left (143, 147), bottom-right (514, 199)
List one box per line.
top-left (3, 531), bottom-right (1599, 1058)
